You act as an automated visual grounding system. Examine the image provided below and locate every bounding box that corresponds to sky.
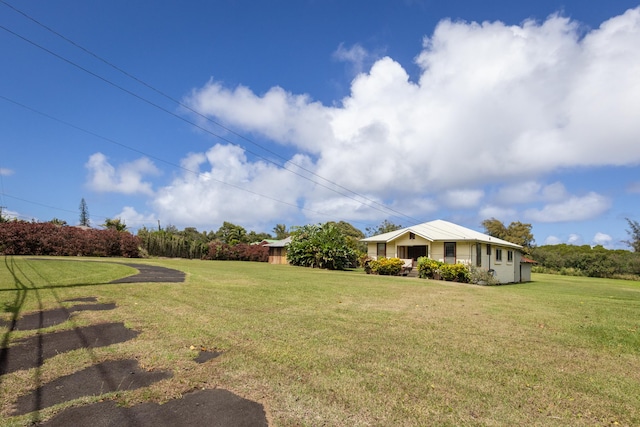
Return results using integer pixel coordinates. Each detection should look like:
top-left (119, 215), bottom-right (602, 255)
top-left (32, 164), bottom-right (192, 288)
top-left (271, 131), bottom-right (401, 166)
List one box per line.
top-left (1, 0), bottom-right (640, 248)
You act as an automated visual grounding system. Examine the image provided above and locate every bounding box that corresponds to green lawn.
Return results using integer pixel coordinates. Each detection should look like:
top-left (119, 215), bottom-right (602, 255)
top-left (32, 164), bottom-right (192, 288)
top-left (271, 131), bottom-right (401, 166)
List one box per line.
top-left (1, 256), bottom-right (639, 426)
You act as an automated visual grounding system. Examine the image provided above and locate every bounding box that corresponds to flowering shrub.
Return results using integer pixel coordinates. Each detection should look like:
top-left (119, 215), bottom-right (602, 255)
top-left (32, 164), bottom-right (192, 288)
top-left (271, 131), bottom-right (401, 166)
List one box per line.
top-left (417, 257), bottom-right (443, 279)
top-left (439, 263), bottom-right (471, 282)
top-left (368, 257), bottom-right (404, 275)
top-left (203, 242), bottom-right (268, 262)
top-left (417, 257), bottom-right (470, 282)
top-left (0, 221), bottom-right (140, 257)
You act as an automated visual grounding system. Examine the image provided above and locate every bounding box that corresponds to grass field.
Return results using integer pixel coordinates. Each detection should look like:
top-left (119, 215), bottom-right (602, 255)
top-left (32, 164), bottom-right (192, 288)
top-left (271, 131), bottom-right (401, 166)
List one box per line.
top-left (1, 256), bottom-right (639, 426)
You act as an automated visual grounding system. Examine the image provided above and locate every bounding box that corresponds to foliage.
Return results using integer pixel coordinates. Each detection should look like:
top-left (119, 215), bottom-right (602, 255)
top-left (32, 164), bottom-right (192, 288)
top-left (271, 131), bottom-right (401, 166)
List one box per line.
top-left (624, 218), bottom-right (640, 253)
top-left (79, 198), bottom-right (90, 227)
top-left (417, 257), bottom-right (443, 279)
top-left (287, 223), bottom-right (357, 270)
top-left (365, 219), bottom-right (402, 237)
top-left (0, 221), bottom-right (139, 257)
top-left (103, 217), bottom-right (127, 231)
top-left (272, 224), bottom-right (289, 240)
top-left (482, 218), bottom-right (535, 250)
top-left (531, 244), bottom-right (640, 279)
top-left (468, 265), bottom-right (500, 285)
top-left (367, 257), bottom-right (404, 275)
top-left (215, 221), bottom-right (248, 245)
top-left (50, 217), bottom-right (68, 226)
top-left (439, 263), bottom-right (471, 282)
top-left (203, 242), bottom-right (268, 262)
top-left (137, 227), bottom-right (210, 259)
top-left (417, 257), bottom-right (470, 282)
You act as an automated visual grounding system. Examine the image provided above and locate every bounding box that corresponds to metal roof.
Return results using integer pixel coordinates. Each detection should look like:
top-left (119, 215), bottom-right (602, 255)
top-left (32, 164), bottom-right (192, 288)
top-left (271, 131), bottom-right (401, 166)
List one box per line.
top-left (361, 219), bottom-right (522, 249)
top-left (265, 236), bottom-right (292, 248)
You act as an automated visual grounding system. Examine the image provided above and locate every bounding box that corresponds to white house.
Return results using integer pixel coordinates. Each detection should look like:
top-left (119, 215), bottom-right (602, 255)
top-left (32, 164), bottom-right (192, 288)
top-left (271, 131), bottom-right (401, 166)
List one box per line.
top-left (361, 219), bottom-right (532, 283)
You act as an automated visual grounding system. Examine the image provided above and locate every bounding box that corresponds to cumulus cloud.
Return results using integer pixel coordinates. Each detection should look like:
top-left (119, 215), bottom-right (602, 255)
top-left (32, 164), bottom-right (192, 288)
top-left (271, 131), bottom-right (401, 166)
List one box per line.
top-left (440, 189), bottom-right (484, 208)
top-left (333, 43), bottom-right (372, 75)
top-left (176, 8), bottom-right (640, 225)
top-left (151, 144), bottom-right (313, 229)
top-left (114, 206), bottom-right (157, 229)
top-left (85, 153), bottom-right (160, 195)
top-left (568, 233), bottom-right (583, 245)
top-left (0, 168), bottom-right (14, 176)
top-left (592, 232), bottom-right (613, 247)
top-left (544, 235), bottom-right (562, 245)
top-left (524, 192), bottom-right (611, 222)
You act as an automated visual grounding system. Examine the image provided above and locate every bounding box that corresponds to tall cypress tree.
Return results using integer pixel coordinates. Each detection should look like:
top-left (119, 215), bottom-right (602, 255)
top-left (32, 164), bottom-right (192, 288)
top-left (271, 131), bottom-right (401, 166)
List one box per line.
top-left (79, 198), bottom-right (90, 227)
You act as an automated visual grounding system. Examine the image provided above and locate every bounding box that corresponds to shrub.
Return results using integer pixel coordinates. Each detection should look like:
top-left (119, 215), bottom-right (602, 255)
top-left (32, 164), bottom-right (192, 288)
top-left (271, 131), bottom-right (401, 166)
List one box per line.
top-left (439, 263), bottom-right (471, 283)
top-left (0, 221), bottom-right (140, 257)
top-left (287, 223), bottom-right (356, 270)
top-left (368, 257), bottom-right (404, 275)
top-left (469, 266), bottom-right (499, 285)
top-left (203, 242), bottom-right (268, 262)
top-left (417, 257), bottom-right (443, 279)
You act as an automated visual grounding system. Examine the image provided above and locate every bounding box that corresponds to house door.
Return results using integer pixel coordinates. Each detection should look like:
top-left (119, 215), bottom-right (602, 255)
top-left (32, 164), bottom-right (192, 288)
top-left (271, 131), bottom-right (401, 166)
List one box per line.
top-left (408, 245), bottom-right (427, 261)
top-left (444, 242), bottom-right (456, 264)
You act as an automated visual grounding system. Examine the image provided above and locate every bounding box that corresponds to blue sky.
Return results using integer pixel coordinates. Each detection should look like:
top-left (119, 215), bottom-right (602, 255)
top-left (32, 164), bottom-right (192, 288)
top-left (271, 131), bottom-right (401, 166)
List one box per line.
top-left (1, 0), bottom-right (640, 248)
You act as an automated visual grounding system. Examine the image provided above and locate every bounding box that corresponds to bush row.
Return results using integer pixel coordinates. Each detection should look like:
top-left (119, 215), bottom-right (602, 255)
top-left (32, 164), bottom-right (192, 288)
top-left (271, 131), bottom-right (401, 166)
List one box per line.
top-left (366, 257), bottom-right (405, 275)
top-left (203, 242), bottom-right (268, 262)
top-left (0, 221), bottom-right (140, 257)
top-left (417, 257), bottom-right (471, 283)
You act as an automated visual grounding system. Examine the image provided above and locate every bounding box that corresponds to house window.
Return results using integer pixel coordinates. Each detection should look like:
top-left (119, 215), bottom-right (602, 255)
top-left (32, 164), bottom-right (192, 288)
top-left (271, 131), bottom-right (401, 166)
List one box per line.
top-left (409, 232), bottom-right (415, 240)
top-left (507, 250), bottom-right (513, 262)
top-left (444, 242), bottom-right (456, 264)
top-left (495, 248), bottom-right (502, 262)
top-left (486, 244), bottom-right (491, 255)
top-left (377, 243), bottom-right (386, 258)
top-left (476, 244), bottom-right (482, 267)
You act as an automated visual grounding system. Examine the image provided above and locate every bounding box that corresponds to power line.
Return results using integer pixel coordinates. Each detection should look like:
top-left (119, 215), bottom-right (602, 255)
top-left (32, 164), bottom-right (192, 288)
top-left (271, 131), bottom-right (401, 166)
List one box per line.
top-left (0, 94), bottom-right (379, 230)
top-left (0, 2), bottom-right (425, 226)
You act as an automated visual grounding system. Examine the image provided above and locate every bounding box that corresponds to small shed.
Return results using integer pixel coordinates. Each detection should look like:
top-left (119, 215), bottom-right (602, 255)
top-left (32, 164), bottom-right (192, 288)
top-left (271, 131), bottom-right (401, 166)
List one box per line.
top-left (266, 237), bottom-right (291, 265)
top-left (520, 256), bottom-right (536, 282)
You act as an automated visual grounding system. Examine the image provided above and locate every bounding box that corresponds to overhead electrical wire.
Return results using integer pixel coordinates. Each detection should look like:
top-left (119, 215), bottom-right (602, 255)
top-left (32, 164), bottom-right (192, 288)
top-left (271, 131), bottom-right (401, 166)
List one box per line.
top-left (0, 1), bottom-right (426, 227)
top-left (1, 0), bottom-right (424, 226)
top-left (0, 94), bottom-right (379, 230)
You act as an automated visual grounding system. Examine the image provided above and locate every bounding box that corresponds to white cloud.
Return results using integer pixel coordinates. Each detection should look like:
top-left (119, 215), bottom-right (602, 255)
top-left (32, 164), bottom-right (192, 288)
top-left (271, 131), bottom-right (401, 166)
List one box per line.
top-left (151, 144), bottom-right (312, 229)
top-left (159, 8), bottom-right (640, 228)
top-left (333, 43), bottom-right (371, 75)
top-left (544, 235), bottom-right (562, 245)
top-left (114, 206), bottom-right (157, 229)
top-left (85, 153), bottom-right (160, 195)
top-left (592, 232), bottom-right (613, 248)
top-left (0, 168), bottom-right (14, 176)
top-left (440, 189), bottom-right (484, 208)
top-left (524, 192), bottom-right (611, 222)
top-left (568, 233), bottom-right (583, 245)
top-left (478, 205), bottom-right (517, 221)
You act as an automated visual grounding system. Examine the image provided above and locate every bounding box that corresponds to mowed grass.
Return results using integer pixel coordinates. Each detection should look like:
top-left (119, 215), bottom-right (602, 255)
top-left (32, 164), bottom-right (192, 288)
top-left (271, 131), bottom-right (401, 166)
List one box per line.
top-left (1, 256), bottom-right (639, 426)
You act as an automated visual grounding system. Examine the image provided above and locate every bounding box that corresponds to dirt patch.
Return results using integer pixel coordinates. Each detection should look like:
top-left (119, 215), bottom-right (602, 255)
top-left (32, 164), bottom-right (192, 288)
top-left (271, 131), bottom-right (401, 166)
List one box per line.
top-left (38, 388), bottom-right (268, 427)
top-left (110, 263), bottom-right (186, 283)
top-left (0, 303), bottom-right (117, 331)
top-left (12, 359), bottom-right (173, 415)
top-left (0, 322), bottom-right (139, 375)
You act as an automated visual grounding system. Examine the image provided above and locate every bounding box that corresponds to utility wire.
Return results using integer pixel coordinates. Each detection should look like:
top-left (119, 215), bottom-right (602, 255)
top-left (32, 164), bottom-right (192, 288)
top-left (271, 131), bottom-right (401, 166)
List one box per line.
top-left (0, 1), bottom-right (424, 226)
top-left (0, 94), bottom-right (378, 230)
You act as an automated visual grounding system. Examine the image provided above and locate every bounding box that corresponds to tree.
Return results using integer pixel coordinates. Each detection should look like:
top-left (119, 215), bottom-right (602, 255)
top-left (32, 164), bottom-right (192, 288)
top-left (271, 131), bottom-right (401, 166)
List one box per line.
top-left (624, 218), bottom-right (640, 252)
top-left (287, 222), bottom-right (357, 270)
top-left (365, 219), bottom-right (402, 237)
top-left (215, 221), bottom-right (247, 245)
top-left (272, 224), bottom-right (289, 239)
top-left (482, 218), bottom-right (535, 251)
top-left (50, 217), bottom-right (68, 226)
top-left (103, 218), bottom-right (127, 231)
top-left (79, 198), bottom-right (90, 227)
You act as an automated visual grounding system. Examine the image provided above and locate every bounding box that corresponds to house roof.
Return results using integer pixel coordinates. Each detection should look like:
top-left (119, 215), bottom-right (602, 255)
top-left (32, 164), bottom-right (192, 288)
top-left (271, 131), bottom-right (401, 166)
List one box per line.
top-left (361, 219), bottom-right (523, 249)
top-left (265, 236), bottom-right (292, 248)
